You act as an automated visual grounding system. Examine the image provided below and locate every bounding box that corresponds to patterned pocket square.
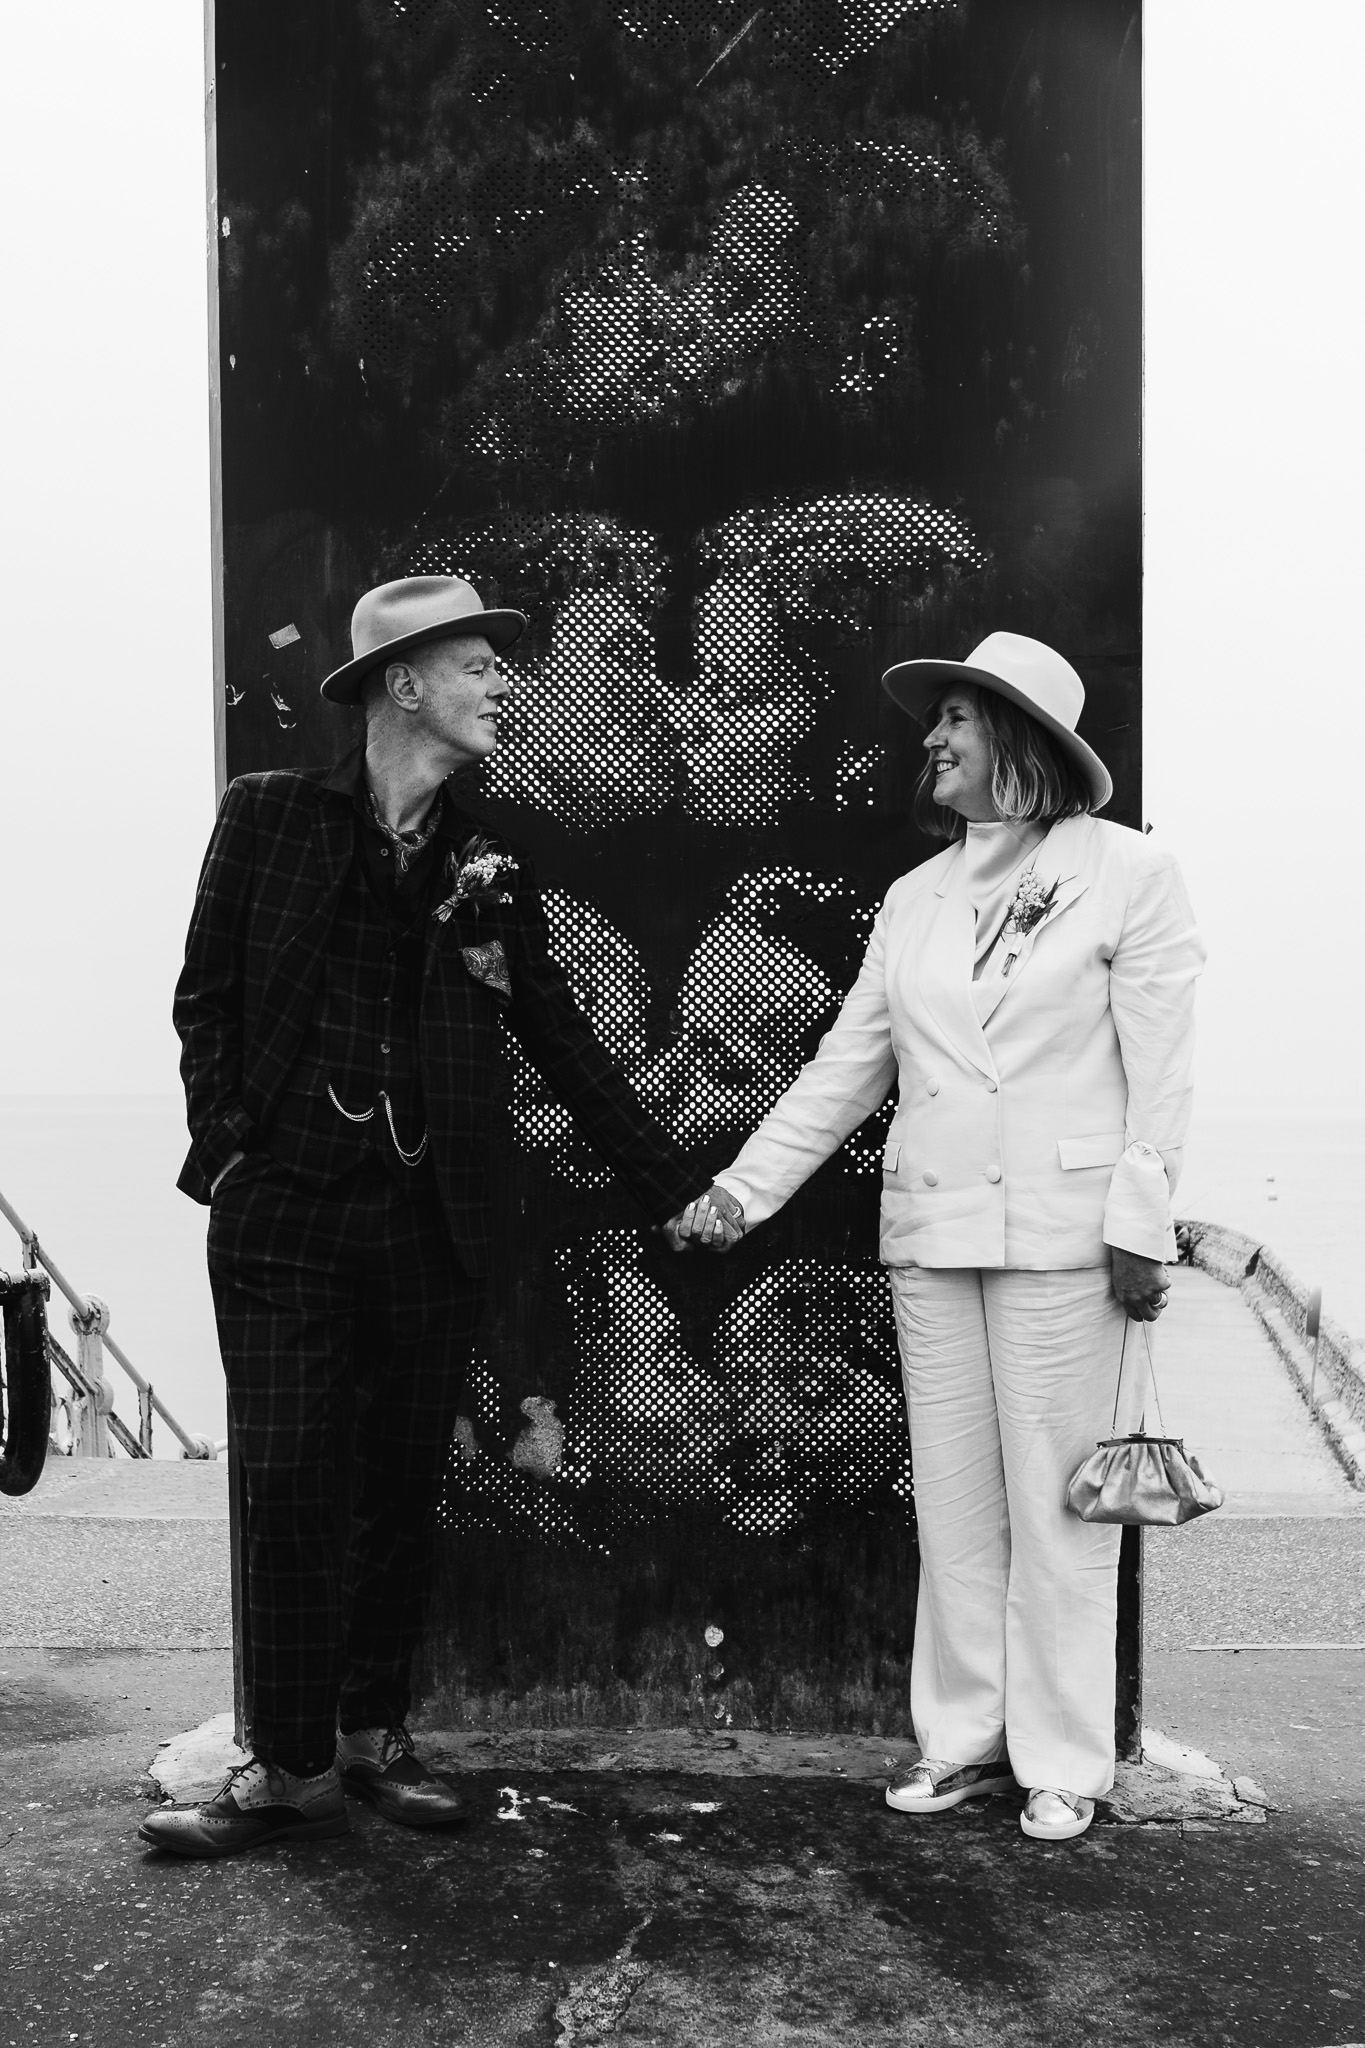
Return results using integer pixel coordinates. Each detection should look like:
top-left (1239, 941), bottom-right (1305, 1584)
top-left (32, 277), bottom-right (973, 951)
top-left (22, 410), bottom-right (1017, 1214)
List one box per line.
top-left (460, 939), bottom-right (512, 1000)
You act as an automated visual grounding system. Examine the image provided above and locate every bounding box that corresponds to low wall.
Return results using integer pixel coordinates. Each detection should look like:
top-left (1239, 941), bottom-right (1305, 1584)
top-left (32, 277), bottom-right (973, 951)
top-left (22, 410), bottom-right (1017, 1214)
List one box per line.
top-left (1177, 1219), bottom-right (1365, 1490)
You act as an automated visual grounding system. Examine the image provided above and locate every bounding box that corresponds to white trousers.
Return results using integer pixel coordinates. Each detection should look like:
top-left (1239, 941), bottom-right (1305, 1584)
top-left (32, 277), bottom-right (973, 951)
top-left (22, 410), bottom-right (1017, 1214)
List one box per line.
top-left (888, 1266), bottom-right (1133, 1799)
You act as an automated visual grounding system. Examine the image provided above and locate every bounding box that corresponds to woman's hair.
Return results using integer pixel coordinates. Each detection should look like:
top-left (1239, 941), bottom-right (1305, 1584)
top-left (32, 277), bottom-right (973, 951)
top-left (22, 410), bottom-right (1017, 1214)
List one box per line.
top-left (911, 684), bottom-right (1094, 840)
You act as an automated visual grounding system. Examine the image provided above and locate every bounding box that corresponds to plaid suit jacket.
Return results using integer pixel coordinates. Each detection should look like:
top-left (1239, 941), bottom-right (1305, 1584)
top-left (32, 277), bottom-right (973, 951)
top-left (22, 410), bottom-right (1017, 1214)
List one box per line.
top-left (173, 748), bottom-right (706, 1275)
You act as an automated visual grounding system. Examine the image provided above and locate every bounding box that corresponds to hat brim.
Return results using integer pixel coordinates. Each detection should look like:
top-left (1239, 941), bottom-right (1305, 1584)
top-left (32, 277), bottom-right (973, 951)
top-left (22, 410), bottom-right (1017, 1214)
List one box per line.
top-left (320, 608), bottom-right (527, 704)
top-left (880, 657), bottom-right (1113, 811)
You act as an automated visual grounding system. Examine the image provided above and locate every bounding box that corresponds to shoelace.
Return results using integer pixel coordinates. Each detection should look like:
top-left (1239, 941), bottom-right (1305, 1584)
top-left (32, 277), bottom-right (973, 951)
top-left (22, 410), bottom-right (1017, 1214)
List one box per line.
top-left (380, 1725), bottom-right (418, 1769)
top-left (211, 1758), bottom-right (284, 1803)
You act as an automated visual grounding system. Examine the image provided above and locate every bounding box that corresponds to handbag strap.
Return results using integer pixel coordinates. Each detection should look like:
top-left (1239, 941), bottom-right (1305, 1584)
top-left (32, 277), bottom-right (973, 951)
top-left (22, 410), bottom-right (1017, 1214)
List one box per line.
top-left (1113, 1317), bottom-right (1166, 1436)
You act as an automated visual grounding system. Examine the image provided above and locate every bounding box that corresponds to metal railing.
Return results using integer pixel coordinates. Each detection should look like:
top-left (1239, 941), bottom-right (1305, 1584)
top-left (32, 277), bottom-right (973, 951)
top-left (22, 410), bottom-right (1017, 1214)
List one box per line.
top-left (0, 1184), bottom-right (221, 1461)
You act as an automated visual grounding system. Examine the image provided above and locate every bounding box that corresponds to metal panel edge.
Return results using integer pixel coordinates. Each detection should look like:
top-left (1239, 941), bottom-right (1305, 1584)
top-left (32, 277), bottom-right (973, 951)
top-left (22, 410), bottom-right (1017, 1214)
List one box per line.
top-left (203, 0), bottom-right (249, 1753)
top-left (204, 0), bottom-right (227, 810)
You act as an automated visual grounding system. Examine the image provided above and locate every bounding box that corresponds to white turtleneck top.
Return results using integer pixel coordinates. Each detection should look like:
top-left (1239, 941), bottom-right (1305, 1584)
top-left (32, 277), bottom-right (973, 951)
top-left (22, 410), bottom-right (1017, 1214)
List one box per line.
top-left (962, 820), bottom-right (1047, 1016)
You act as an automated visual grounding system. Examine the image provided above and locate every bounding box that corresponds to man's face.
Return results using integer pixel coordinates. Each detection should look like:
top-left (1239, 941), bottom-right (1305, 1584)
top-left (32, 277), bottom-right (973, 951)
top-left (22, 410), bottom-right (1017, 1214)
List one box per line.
top-left (414, 633), bottom-right (509, 767)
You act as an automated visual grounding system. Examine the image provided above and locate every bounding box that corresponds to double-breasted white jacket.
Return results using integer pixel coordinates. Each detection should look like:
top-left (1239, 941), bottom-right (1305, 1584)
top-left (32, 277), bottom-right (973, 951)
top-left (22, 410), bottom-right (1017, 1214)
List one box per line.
top-left (715, 814), bottom-right (1206, 1269)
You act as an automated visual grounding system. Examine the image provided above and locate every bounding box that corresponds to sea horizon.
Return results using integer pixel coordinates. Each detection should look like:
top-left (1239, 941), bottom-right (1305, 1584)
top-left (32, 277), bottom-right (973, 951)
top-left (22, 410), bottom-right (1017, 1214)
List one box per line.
top-left (2, 1094), bottom-right (1363, 1457)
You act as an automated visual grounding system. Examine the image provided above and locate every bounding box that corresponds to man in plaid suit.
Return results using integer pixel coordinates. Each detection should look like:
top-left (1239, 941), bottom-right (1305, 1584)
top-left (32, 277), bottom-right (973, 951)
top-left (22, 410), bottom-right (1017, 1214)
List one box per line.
top-left (145, 576), bottom-right (710, 1859)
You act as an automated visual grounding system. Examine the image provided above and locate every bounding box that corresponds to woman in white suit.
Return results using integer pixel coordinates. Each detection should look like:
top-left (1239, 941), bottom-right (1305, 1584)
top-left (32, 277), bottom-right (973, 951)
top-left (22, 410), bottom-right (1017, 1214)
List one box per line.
top-left (675, 632), bottom-right (1205, 1842)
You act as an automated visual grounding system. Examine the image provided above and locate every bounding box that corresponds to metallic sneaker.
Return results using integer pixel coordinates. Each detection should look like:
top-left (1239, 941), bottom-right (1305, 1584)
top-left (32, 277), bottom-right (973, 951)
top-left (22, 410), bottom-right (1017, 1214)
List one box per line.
top-left (336, 1724), bottom-right (466, 1827)
top-left (1020, 1788), bottom-right (1095, 1841)
top-left (139, 1757), bottom-right (349, 1859)
top-left (885, 1756), bottom-right (1017, 1814)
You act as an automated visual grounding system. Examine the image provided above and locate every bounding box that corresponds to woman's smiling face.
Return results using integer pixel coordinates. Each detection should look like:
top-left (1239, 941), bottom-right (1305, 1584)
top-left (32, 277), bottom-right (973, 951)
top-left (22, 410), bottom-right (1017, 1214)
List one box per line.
top-left (922, 686), bottom-right (998, 821)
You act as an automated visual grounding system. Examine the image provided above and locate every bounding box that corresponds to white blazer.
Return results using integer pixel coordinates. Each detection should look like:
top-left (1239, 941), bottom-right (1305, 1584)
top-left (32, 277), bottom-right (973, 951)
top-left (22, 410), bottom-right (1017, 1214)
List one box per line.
top-left (715, 814), bottom-right (1206, 1269)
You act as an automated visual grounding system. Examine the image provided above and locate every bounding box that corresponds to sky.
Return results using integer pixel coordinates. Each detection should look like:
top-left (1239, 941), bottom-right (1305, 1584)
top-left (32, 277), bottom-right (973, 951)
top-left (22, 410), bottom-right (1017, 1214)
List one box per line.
top-left (0, 0), bottom-right (1362, 1119)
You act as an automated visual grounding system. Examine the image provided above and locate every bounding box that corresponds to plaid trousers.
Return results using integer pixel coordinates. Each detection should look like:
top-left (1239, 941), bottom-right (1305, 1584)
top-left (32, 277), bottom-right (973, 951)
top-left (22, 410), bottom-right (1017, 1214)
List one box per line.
top-left (207, 1152), bottom-right (485, 1764)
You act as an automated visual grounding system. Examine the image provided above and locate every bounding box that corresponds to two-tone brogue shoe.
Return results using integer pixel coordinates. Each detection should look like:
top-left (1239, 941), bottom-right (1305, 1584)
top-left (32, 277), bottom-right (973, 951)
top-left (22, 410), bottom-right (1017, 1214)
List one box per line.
top-left (139, 1757), bottom-right (349, 1859)
top-left (335, 1724), bottom-right (467, 1827)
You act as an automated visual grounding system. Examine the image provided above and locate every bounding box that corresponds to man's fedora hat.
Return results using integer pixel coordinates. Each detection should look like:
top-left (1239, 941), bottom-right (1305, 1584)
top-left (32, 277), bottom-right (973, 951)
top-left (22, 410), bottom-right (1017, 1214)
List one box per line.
top-left (321, 575), bottom-right (528, 705)
top-left (881, 631), bottom-right (1113, 810)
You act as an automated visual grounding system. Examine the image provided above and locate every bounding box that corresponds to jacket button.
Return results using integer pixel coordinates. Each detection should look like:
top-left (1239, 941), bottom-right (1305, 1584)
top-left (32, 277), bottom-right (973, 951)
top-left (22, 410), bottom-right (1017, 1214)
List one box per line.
top-left (380, 1042), bottom-right (391, 1055)
top-left (923, 1170), bottom-right (938, 1187)
top-left (985, 1164), bottom-right (1002, 1183)
top-left (985, 1077), bottom-right (998, 1093)
top-left (926, 1077), bottom-right (940, 1096)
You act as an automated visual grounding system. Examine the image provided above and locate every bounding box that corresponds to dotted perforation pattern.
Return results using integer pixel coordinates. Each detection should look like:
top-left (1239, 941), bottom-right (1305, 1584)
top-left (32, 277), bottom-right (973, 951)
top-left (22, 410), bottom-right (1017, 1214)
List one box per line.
top-left (699, 491), bottom-right (990, 627)
top-left (401, 494), bottom-right (986, 832)
top-left (385, 0), bottom-right (956, 74)
top-left (506, 871), bottom-right (888, 1172)
top-left (438, 1235), bottom-right (910, 1542)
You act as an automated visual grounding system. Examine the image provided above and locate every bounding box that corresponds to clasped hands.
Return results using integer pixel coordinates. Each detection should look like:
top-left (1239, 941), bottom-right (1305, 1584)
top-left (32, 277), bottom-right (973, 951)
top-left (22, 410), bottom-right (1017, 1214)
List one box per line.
top-left (662, 1184), bottom-right (746, 1253)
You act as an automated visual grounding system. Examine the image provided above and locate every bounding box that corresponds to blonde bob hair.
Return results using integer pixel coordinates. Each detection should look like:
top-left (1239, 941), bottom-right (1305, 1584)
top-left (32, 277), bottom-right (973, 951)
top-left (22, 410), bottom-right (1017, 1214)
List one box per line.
top-left (912, 683), bottom-right (1095, 841)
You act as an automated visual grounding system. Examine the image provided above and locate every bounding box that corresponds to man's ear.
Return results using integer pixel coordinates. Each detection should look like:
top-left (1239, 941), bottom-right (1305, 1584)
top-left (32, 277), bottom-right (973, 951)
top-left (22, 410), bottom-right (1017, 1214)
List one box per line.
top-left (385, 659), bottom-right (423, 714)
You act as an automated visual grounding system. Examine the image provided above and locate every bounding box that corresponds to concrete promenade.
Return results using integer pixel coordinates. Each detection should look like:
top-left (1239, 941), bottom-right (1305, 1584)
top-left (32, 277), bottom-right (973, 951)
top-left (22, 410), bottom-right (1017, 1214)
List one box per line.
top-left (2, 1263), bottom-right (1363, 2045)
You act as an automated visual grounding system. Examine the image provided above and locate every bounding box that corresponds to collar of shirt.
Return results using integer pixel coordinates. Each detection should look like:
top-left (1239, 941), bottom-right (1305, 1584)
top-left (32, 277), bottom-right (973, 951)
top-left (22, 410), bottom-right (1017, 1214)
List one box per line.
top-left (320, 743), bottom-right (475, 914)
top-left (358, 780), bottom-right (445, 876)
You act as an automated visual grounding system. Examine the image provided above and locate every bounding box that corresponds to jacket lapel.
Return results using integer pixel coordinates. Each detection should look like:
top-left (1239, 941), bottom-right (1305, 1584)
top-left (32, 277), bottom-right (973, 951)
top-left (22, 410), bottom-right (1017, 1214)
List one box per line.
top-left (913, 845), bottom-right (998, 1079)
top-left (971, 814), bottom-right (1093, 1030)
top-left (423, 798), bottom-right (484, 983)
top-left (255, 798), bottom-right (355, 1058)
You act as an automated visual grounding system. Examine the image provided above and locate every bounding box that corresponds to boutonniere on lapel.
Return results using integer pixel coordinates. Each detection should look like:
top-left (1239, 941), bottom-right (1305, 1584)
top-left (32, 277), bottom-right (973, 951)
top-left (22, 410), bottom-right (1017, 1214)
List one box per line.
top-left (432, 833), bottom-right (518, 999)
top-left (432, 834), bottom-right (518, 921)
top-left (999, 868), bottom-right (1059, 977)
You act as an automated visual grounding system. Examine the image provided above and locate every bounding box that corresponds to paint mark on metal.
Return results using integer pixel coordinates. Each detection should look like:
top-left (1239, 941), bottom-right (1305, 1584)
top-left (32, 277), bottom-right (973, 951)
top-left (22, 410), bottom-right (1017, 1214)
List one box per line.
top-left (703, 1623), bottom-right (724, 1647)
top-left (495, 1785), bottom-right (529, 1821)
top-left (268, 623), bottom-right (302, 650)
top-left (535, 1796), bottom-right (583, 1814)
top-left (649, 1830), bottom-right (683, 1843)
top-left (695, 8), bottom-right (763, 87)
top-left (688, 1801), bottom-right (721, 1813)
top-left (221, 216), bottom-right (231, 237)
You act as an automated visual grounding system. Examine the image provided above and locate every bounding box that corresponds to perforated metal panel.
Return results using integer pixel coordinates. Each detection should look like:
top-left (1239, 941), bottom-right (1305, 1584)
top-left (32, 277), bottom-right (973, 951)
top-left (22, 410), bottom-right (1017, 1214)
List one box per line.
top-left (215, 0), bottom-right (1141, 1725)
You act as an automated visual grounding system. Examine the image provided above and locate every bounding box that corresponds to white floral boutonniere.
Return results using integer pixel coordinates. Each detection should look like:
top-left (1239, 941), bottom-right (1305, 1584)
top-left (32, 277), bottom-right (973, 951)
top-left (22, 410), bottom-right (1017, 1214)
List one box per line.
top-left (431, 833), bottom-right (518, 924)
top-left (999, 868), bottom-right (1059, 977)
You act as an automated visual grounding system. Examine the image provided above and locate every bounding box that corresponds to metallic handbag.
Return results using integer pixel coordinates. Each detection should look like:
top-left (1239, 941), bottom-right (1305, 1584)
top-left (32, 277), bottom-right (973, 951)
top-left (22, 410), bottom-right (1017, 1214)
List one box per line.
top-left (1065, 1319), bottom-right (1224, 1527)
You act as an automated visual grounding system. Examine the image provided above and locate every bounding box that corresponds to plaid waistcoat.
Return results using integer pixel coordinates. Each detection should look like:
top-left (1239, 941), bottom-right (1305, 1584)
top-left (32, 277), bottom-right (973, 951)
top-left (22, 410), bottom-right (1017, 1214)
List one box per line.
top-left (174, 748), bottom-right (705, 1278)
top-left (264, 844), bottom-right (431, 1190)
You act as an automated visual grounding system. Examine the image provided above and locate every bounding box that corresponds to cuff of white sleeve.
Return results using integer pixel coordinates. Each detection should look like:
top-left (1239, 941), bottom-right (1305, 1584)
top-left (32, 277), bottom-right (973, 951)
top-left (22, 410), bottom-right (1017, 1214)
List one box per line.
top-left (711, 1171), bottom-right (753, 1218)
top-left (1103, 1140), bottom-right (1178, 1263)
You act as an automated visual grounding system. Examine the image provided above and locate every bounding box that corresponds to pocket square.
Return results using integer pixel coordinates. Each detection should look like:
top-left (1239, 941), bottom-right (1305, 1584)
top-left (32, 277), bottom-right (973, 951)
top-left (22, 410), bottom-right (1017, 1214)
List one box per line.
top-left (460, 939), bottom-right (512, 1000)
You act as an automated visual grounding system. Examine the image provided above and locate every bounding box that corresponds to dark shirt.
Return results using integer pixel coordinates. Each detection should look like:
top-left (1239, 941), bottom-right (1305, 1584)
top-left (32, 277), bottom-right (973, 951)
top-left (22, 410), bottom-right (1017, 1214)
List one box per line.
top-left (346, 780), bottom-right (448, 1183)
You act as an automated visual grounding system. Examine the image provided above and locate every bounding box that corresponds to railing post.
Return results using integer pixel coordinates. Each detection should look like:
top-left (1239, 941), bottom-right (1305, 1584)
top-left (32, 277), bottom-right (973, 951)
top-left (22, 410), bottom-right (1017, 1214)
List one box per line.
top-left (138, 1384), bottom-right (154, 1457)
top-left (68, 1295), bottom-right (114, 1459)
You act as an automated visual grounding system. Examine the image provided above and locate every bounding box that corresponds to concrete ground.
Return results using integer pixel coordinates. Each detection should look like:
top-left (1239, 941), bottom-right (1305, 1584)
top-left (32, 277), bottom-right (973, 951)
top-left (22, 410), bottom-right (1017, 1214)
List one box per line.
top-left (3, 1265), bottom-right (1364, 2047)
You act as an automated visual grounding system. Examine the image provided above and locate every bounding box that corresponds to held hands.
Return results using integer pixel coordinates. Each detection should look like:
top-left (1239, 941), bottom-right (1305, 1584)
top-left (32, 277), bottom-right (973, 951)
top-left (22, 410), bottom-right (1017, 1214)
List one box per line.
top-left (662, 1184), bottom-right (746, 1254)
top-left (1110, 1246), bottom-right (1171, 1322)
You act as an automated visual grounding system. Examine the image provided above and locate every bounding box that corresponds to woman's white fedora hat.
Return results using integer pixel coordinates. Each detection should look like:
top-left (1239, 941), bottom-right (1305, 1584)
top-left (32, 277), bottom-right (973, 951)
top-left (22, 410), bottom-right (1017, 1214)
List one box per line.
top-left (321, 575), bottom-right (527, 704)
top-left (881, 631), bottom-right (1113, 810)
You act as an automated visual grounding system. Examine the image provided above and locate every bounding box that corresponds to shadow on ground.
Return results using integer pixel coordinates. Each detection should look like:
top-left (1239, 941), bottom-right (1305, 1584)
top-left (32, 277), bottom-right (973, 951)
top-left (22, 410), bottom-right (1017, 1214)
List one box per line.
top-left (3, 1651), bottom-right (1364, 2047)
